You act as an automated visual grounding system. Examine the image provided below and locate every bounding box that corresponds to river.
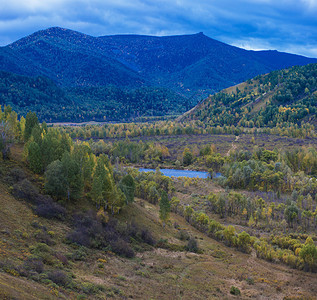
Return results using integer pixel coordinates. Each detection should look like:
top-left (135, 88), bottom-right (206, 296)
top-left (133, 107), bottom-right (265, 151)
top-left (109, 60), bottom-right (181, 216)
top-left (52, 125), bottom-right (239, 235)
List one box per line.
top-left (138, 168), bottom-right (214, 179)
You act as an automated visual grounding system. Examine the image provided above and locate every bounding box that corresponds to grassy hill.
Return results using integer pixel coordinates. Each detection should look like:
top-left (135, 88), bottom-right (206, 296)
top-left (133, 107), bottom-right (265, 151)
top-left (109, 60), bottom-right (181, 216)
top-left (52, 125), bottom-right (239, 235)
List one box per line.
top-left (180, 63), bottom-right (317, 128)
top-left (1, 145), bottom-right (317, 299)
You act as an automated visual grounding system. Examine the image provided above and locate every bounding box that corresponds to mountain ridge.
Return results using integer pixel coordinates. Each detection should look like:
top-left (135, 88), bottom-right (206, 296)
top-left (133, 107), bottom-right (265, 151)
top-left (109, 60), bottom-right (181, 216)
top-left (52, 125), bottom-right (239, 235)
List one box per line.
top-left (1, 27), bottom-right (316, 95)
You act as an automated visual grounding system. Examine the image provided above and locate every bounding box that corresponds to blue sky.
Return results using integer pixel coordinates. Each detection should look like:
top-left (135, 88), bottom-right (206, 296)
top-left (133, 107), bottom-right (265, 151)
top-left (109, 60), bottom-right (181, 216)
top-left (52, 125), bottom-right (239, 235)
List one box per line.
top-left (0, 0), bottom-right (317, 57)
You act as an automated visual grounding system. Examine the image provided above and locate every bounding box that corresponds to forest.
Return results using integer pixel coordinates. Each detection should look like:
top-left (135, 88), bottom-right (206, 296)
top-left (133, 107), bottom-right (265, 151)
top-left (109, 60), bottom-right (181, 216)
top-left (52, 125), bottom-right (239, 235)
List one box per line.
top-left (0, 71), bottom-right (190, 122)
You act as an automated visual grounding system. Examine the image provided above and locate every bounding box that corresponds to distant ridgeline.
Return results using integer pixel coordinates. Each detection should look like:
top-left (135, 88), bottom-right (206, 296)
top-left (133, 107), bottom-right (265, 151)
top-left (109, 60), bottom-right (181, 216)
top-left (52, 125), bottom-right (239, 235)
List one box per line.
top-left (180, 63), bottom-right (317, 128)
top-left (0, 27), bottom-right (316, 122)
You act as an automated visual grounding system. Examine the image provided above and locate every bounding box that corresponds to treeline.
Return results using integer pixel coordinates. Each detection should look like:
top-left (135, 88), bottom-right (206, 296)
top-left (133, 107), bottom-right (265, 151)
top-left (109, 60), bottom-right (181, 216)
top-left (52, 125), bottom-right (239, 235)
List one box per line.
top-left (61, 120), bottom-right (316, 141)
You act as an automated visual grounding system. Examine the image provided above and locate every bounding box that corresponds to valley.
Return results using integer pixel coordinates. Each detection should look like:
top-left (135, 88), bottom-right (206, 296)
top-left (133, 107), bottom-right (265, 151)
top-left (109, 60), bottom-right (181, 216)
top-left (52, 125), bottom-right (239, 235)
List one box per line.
top-left (1, 27), bottom-right (317, 300)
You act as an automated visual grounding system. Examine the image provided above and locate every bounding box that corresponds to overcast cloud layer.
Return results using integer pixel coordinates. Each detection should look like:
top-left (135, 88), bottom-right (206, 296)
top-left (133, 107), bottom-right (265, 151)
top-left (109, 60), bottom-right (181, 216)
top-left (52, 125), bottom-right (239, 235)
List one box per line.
top-left (0, 0), bottom-right (316, 57)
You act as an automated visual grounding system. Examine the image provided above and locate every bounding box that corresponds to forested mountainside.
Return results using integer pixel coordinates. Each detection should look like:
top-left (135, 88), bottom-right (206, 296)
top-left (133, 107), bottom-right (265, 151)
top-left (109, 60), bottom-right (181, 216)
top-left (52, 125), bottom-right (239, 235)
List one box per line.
top-left (1, 27), bottom-right (316, 100)
top-left (0, 71), bottom-right (189, 122)
top-left (180, 63), bottom-right (317, 128)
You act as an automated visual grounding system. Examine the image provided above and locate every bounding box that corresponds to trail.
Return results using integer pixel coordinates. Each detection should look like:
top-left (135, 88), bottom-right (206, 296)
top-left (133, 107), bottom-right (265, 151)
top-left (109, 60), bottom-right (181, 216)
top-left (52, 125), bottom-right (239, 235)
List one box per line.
top-left (226, 135), bottom-right (239, 156)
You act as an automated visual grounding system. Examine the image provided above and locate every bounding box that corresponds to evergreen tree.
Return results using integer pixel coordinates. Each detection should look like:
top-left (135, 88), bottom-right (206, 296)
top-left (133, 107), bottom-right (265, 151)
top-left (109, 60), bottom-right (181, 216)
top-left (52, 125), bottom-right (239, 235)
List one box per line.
top-left (24, 112), bottom-right (39, 142)
top-left (45, 160), bottom-right (67, 198)
top-left (119, 174), bottom-right (135, 204)
top-left (61, 152), bottom-right (83, 201)
top-left (27, 141), bottom-right (43, 173)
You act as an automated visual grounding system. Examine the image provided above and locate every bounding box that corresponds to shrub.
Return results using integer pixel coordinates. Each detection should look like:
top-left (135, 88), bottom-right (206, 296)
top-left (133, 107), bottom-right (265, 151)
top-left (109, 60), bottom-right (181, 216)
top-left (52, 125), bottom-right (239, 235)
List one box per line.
top-left (81, 282), bottom-right (104, 295)
top-left (55, 252), bottom-right (69, 266)
top-left (12, 179), bottom-right (39, 203)
top-left (186, 238), bottom-right (198, 253)
top-left (141, 229), bottom-right (156, 246)
top-left (33, 229), bottom-right (54, 245)
top-left (35, 196), bottom-right (66, 220)
top-left (31, 243), bottom-right (55, 265)
top-left (177, 229), bottom-right (190, 241)
top-left (67, 230), bottom-right (91, 247)
top-left (70, 247), bottom-right (88, 261)
top-left (111, 239), bottom-right (135, 258)
top-left (6, 168), bottom-right (26, 184)
top-left (20, 257), bottom-right (44, 276)
top-left (48, 270), bottom-right (70, 287)
top-left (230, 286), bottom-right (241, 296)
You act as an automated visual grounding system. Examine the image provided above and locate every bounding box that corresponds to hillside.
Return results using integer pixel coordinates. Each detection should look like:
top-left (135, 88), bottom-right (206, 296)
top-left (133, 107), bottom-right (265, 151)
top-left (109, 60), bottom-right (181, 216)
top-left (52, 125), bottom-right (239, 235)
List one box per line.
top-left (1, 27), bottom-right (316, 99)
top-left (180, 63), bottom-right (317, 128)
top-left (0, 71), bottom-right (189, 122)
top-left (1, 144), bottom-right (317, 299)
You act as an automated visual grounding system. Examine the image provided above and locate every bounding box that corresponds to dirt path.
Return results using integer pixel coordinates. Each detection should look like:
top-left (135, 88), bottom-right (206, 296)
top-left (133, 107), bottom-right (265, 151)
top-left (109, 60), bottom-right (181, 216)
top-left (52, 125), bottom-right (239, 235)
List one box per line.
top-left (226, 135), bottom-right (240, 156)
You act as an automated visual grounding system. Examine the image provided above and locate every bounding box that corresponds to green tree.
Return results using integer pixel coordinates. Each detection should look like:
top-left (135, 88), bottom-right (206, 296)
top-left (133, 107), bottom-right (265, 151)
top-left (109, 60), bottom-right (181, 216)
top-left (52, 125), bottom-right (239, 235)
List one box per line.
top-left (45, 160), bottom-right (67, 198)
top-left (300, 237), bottom-right (317, 272)
top-left (61, 152), bottom-right (83, 201)
top-left (24, 112), bottom-right (39, 142)
top-left (284, 202), bottom-right (299, 227)
top-left (119, 174), bottom-right (135, 204)
top-left (183, 147), bottom-right (193, 166)
top-left (27, 141), bottom-right (43, 173)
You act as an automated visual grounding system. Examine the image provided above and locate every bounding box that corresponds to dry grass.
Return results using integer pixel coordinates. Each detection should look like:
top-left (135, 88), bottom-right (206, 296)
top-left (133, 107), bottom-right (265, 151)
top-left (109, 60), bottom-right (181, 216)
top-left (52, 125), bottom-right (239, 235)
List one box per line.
top-left (1, 152), bottom-right (317, 299)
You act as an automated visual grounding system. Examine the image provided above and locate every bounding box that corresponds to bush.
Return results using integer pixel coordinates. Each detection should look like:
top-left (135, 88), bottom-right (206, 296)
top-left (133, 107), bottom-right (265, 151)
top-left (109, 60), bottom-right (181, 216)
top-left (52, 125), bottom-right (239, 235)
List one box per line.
top-left (33, 229), bottom-right (54, 245)
top-left (70, 247), bottom-right (88, 261)
top-left (35, 196), bottom-right (66, 220)
top-left (230, 286), bottom-right (241, 296)
top-left (6, 168), bottom-right (26, 184)
top-left (177, 229), bottom-right (190, 241)
top-left (48, 270), bottom-right (70, 287)
top-left (55, 252), bottom-right (69, 266)
top-left (111, 239), bottom-right (135, 258)
top-left (141, 229), bottom-right (156, 246)
top-left (20, 257), bottom-right (44, 276)
top-left (12, 179), bottom-right (39, 203)
top-left (186, 238), bottom-right (198, 253)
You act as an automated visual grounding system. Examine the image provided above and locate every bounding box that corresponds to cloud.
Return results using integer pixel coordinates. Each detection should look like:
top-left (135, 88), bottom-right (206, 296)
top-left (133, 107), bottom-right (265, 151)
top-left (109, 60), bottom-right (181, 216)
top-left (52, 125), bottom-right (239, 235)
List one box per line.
top-left (0, 0), bottom-right (316, 57)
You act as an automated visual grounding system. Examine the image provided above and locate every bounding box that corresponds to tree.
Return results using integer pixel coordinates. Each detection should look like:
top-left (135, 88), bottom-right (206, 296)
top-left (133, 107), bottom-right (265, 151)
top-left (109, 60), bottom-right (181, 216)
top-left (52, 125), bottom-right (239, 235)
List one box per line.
top-left (159, 190), bottom-right (170, 226)
top-left (300, 237), bottom-right (317, 272)
top-left (61, 152), bottom-right (83, 201)
top-left (24, 112), bottom-right (39, 142)
top-left (45, 160), bottom-right (67, 198)
top-left (237, 231), bottom-right (251, 253)
top-left (27, 141), bottom-right (43, 173)
top-left (119, 174), bottom-right (135, 204)
top-left (0, 121), bottom-right (13, 160)
top-left (183, 147), bottom-right (193, 166)
top-left (284, 203), bottom-right (299, 227)
top-left (91, 155), bottom-right (113, 209)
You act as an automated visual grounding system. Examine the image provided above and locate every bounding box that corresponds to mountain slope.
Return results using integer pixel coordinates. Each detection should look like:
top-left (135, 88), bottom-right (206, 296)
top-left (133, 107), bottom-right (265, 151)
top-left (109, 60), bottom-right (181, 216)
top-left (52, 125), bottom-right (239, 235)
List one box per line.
top-left (0, 71), bottom-right (189, 122)
top-left (179, 63), bottom-right (317, 128)
top-left (1, 27), bottom-right (316, 97)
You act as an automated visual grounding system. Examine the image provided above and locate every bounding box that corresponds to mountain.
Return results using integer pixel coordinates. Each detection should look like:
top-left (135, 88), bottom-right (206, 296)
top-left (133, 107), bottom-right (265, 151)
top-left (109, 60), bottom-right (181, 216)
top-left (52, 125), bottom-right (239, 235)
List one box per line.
top-left (179, 63), bottom-right (317, 128)
top-left (2, 27), bottom-right (317, 95)
top-left (0, 27), bottom-right (317, 121)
